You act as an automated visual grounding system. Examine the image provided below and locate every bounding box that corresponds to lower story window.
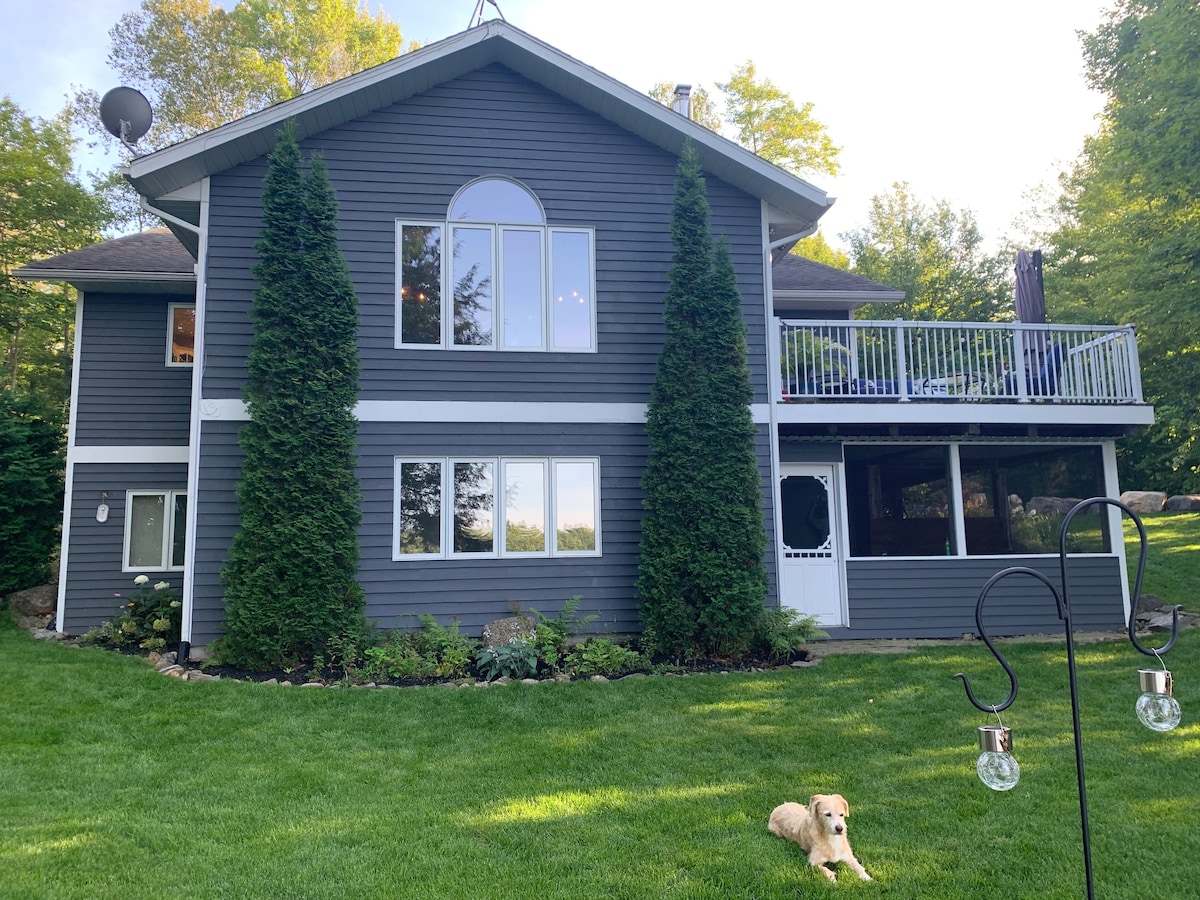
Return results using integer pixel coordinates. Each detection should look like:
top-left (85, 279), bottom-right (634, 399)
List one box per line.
top-left (124, 490), bottom-right (187, 570)
top-left (395, 457), bottom-right (600, 559)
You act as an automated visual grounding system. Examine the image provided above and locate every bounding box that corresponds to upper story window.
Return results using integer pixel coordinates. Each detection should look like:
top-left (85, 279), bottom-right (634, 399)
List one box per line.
top-left (167, 303), bottom-right (195, 366)
top-left (396, 177), bottom-right (595, 352)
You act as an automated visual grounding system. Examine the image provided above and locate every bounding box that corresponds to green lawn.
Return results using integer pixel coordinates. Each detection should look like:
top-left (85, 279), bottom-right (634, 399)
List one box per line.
top-left (1125, 510), bottom-right (1200, 607)
top-left (1, 611), bottom-right (1197, 898)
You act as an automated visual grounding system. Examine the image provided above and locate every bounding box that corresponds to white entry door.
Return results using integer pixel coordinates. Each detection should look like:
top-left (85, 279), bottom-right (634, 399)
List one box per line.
top-left (778, 463), bottom-right (845, 627)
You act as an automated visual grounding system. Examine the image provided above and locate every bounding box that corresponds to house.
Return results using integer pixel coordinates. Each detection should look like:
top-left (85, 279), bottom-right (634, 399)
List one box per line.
top-left (16, 21), bottom-right (1154, 657)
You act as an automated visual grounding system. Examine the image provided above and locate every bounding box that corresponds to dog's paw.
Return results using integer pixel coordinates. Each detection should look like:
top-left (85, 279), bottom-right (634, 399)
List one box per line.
top-left (859, 872), bottom-right (873, 881)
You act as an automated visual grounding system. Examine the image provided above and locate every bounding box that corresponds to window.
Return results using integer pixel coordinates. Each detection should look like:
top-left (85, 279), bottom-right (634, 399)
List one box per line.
top-left (843, 443), bottom-right (1111, 558)
top-left (396, 178), bottom-right (595, 352)
top-left (845, 446), bottom-right (952, 558)
top-left (124, 490), bottom-right (187, 571)
top-left (167, 303), bottom-right (195, 365)
top-left (959, 445), bottom-right (1108, 555)
top-left (395, 456), bottom-right (599, 559)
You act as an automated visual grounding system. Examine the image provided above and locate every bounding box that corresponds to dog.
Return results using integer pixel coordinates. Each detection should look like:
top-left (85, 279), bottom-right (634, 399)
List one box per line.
top-left (768, 794), bottom-right (872, 882)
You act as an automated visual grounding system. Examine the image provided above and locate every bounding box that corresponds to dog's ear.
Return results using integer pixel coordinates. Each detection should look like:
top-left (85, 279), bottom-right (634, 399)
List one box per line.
top-left (837, 795), bottom-right (850, 817)
top-left (808, 795), bottom-right (822, 813)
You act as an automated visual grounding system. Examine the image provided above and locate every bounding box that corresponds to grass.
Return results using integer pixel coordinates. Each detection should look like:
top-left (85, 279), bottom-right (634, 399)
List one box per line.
top-left (2, 612), bottom-right (1198, 898)
top-left (1125, 510), bottom-right (1200, 606)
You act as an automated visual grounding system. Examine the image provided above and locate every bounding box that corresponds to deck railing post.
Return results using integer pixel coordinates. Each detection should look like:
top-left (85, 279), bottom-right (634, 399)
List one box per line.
top-left (894, 319), bottom-right (910, 402)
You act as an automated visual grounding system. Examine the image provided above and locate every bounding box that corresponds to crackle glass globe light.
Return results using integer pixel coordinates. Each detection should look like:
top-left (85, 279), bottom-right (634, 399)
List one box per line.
top-left (1136, 669), bottom-right (1181, 732)
top-left (976, 725), bottom-right (1020, 791)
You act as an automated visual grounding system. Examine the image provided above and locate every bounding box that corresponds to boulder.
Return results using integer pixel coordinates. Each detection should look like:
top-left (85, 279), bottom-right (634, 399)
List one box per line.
top-left (5, 583), bottom-right (56, 616)
top-left (480, 614), bottom-right (536, 648)
top-left (1120, 491), bottom-right (1166, 514)
top-left (1164, 494), bottom-right (1200, 512)
top-left (1026, 496), bottom-right (1085, 517)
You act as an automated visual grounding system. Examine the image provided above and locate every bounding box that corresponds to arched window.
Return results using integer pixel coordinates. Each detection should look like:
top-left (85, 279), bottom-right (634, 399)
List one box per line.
top-left (397, 177), bottom-right (595, 351)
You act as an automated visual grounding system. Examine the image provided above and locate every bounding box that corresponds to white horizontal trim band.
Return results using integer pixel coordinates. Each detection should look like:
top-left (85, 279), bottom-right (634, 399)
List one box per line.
top-left (70, 445), bottom-right (190, 465)
top-left (200, 399), bottom-right (774, 425)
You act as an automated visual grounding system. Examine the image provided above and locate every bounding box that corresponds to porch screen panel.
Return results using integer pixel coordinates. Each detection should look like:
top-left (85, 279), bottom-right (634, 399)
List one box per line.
top-left (844, 445), bottom-right (953, 557)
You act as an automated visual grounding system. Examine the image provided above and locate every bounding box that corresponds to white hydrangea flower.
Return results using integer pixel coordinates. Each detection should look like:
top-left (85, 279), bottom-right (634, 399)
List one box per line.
top-left (154, 581), bottom-right (170, 591)
top-left (133, 574), bottom-right (150, 586)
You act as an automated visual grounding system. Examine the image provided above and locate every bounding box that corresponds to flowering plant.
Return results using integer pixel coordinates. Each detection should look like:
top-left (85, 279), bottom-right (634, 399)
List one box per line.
top-left (87, 576), bottom-right (183, 651)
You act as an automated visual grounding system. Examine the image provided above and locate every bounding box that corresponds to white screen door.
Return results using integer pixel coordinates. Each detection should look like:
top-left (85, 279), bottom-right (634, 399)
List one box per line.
top-left (778, 463), bottom-right (845, 627)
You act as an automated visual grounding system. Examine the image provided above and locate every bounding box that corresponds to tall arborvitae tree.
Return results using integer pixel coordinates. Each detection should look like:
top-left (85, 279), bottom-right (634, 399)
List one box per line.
top-left (221, 123), bottom-right (363, 669)
top-left (638, 142), bottom-right (767, 657)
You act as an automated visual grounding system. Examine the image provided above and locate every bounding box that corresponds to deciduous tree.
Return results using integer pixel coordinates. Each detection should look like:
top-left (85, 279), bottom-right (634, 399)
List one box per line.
top-left (1046, 0), bottom-right (1200, 493)
top-left (1, 98), bottom-right (107, 423)
top-left (716, 61), bottom-right (840, 178)
top-left (844, 182), bottom-right (1008, 322)
top-left (648, 82), bottom-right (723, 131)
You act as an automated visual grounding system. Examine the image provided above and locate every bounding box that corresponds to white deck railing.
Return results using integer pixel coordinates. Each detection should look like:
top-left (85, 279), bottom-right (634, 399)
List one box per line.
top-left (779, 319), bottom-right (1143, 404)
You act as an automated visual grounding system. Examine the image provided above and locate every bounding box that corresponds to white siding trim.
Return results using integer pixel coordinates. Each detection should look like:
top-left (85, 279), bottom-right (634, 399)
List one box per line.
top-left (69, 446), bottom-right (191, 464)
top-left (181, 177), bottom-right (211, 645)
top-left (56, 296), bottom-right (87, 628)
top-left (1103, 440), bottom-right (1131, 622)
top-left (199, 398), bottom-right (771, 424)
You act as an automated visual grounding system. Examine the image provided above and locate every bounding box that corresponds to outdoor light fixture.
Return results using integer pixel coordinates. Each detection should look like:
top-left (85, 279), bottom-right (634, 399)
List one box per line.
top-left (975, 724), bottom-right (1019, 791)
top-left (1136, 667), bottom-right (1181, 732)
top-left (954, 497), bottom-right (1183, 900)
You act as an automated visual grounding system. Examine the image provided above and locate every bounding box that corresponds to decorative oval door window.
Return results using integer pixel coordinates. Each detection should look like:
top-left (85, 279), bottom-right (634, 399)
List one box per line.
top-left (780, 474), bottom-right (831, 552)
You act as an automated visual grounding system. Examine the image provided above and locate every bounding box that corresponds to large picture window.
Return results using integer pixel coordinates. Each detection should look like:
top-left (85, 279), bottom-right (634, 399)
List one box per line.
top-left (396, 178), bottom-right (595, 352)
top-left (844, 443), bottom-right (1110, 558)
top-left (395, 456), bottom-right (600, 560)
top-left (124, 490), bottom-right (187, 571)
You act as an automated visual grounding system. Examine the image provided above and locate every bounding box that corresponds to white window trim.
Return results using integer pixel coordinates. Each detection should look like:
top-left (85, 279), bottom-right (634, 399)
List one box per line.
top-left (393, 456), bottom-right (601, 561)
top-left (122, 489), bottom-right (186, 572)
top-left (166, 302), bottom-right (196, 367)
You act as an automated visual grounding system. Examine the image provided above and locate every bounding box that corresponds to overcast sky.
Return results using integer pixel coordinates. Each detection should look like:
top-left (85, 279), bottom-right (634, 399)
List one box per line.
top-left (0, 0), bottom-right (1114, 249)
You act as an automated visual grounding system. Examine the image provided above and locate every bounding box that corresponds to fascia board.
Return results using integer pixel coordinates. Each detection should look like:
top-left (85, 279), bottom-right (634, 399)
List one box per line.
top-left (775, 290), bottom-right (906, 302)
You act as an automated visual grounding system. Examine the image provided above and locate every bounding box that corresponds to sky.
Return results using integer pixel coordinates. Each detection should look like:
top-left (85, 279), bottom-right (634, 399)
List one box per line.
top-left (0, 0), bottom-right (1115, 250)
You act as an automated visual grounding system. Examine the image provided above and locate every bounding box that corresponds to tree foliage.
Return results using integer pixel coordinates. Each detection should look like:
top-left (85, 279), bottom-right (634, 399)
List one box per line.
top-left (648, 82), bottom-right (723, 131)
top-left (638, 142), bottom-right (767, 658)
top-left (843, 182), bottom-right (1008, 322)
top-left (220, 124), bottom-right (364, 668)
top-left (716, 61), bottom-right (840, 178)
top-left (0, 393), bottom-right (64, 595)
top-left (1046, 0), bottom-right (1200, 493)
top-left (650, 62), bottom-right (840, 178)
top-left (1, 98), bottom-right (108, 423)
top-left (790, 230), bottom-right (849, 270)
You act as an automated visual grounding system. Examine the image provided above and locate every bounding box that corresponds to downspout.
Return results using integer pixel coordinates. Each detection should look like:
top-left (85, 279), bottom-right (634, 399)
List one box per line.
top-left (142, 195), bottom-right (203, 667)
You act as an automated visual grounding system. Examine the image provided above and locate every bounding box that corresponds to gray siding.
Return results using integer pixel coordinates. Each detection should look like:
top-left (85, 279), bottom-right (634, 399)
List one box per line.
top-left (829, 556), bottom-right (1126, 639)
top-left (62, 463), bottom-right (187, 635)
top-left (201, 64), bottom-right (770, 406)
top-left (75, 293), bottom-right (193, 446)
top-left (190, 420), bottom-right (778, 644)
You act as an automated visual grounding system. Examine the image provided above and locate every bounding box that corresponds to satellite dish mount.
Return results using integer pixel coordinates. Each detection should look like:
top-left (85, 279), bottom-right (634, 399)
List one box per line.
top-left (99, 86), bottom-right (154, 152)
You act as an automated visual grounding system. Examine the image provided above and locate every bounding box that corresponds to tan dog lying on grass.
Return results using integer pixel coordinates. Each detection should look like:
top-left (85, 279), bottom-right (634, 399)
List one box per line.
top-left (768, 794), bottom-right (873, 883)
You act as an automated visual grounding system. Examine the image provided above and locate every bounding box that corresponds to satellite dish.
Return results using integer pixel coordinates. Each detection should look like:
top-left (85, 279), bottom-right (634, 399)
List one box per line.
top-left (99, 87), bottom-right (153, 149)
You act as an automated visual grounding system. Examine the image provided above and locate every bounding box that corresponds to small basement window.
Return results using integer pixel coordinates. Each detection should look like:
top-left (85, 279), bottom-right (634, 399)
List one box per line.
top-left (124, 490), bottom-right (187, 571)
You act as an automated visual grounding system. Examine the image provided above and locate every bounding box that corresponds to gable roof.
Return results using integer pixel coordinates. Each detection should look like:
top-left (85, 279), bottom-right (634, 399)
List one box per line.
top-left (772, 254), bottom-right (904, 311)
top-left (13, 229), bottom-right (196, 295)
top-left (128, 20), bottom-right (832, 244)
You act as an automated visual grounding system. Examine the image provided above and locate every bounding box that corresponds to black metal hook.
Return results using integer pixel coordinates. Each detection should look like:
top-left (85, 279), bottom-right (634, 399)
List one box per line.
top-left (1058, 497), bottom-right (1181, 657)
top-left (955, 567), bottom-right (1064, 713)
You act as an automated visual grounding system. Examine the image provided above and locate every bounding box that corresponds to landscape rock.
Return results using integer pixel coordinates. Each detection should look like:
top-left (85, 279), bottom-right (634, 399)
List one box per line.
top-left (1120, 491), bottom-right (1166, 514)
top-left (186, 671), bottom-right (220, 682)
top-left (1026, 496), bottom-right (1086, 517)
top-left (160, 665), bottom-right (186, 678)
top-left (5, 583), bottom-right (56, 616)
top-left (186, 645), bottom-right (211, 663)
top-left (589, 675), bottom-right (609, 683)
top-left (32, 629), bottom-right (67, 641)
top-left (262, 678), bottom-right (279, 685)
top-left (480, 615), bottom-right (536, 648)
top-left (1164, 494), bottom-right (1200, 511)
